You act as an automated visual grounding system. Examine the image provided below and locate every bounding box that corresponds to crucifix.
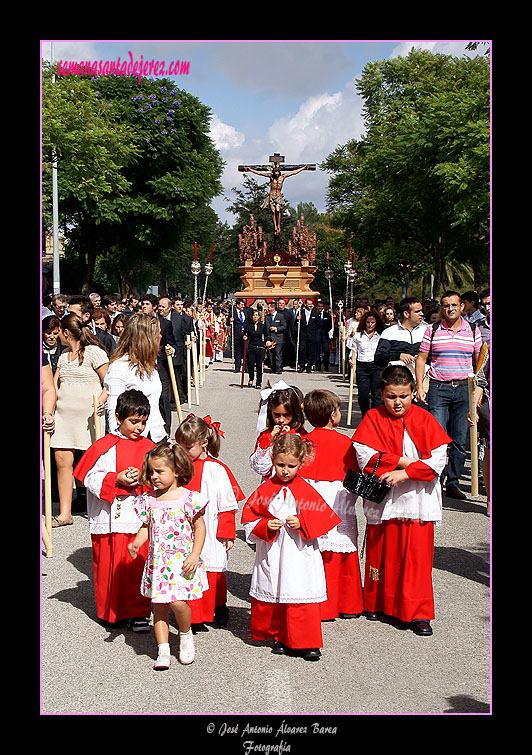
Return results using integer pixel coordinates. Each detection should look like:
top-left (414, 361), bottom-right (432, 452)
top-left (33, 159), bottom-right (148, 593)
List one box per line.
top-left (239, 153), bottom-right (316, 248)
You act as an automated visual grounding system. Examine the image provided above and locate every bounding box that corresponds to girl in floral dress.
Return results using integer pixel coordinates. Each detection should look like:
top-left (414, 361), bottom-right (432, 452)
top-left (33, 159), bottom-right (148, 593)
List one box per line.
top-left (128, 442), bottom-right (207, 669)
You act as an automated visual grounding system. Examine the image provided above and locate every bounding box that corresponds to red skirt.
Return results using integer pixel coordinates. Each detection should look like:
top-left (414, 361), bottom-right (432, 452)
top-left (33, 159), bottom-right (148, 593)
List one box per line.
top-left (251, 598), bottom-right (323, 649)
top-left (320, 550), bottom-right (364, 620)
top-left (363, 520), bottom-right (435, 622)
top-left (188, 571), bottom-right (227, 623)
top-left (91, 533), bottom-right (151, 623)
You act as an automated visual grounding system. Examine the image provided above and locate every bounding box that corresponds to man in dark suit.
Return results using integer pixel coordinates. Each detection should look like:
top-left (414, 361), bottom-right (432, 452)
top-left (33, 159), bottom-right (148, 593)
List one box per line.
top-left (168, 298), bottom-right (194, 403)
top-left (232, 299), bottom-right (252, 372)
top-left (314, 299), bottom-right (332, 370)
top-left (141, 294), bottom-right (177, 435)
top-left (275, 298), bottom-right (296, 369)
top-left (297, 297), bottom-right (319, 372)
top-left (264, 301), bottom-right (287, 374)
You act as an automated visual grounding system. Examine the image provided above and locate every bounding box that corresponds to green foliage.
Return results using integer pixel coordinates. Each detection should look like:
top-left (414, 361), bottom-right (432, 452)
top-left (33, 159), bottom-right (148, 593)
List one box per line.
top-left (322, 49), bottom-right (490, 296)
top-left (43, 65), bottom-right (224, 293)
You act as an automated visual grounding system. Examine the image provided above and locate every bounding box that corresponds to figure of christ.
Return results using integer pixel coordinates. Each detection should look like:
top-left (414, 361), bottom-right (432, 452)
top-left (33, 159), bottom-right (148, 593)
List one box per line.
top-left (242, 165), bottom-right (311, 236)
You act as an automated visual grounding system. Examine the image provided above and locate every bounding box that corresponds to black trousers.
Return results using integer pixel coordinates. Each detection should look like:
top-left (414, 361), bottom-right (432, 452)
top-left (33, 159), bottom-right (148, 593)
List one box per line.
top-left (247, 345), bottom-right (265, 384)
top-left (356, 361), bottom-right (382, 416)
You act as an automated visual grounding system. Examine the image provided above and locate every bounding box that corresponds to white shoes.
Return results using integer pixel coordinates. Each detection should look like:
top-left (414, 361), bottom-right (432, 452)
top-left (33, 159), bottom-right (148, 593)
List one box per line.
top-left (153, 632), bottom-right (195, 669)
top-left (179, 630), bottom-right (196, 665)
top-left (153, 643), bottom-right (171, 670)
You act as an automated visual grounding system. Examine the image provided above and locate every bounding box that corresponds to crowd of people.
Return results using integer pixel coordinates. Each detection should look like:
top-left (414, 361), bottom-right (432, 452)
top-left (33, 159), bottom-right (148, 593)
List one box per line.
top-left (42, 285), bottom-right (490, 668)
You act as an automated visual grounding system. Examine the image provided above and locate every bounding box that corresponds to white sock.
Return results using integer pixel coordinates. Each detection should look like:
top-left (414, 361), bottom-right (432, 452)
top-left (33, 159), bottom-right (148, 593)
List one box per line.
top-left (157, 643), bottom-right (170, 655)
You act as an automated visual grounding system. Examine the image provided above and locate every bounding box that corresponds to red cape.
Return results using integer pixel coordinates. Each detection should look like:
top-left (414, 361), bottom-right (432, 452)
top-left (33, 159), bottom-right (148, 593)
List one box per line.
top-left (73, 433), bottom-right (155, 501)
top-left (351, 405), bottom-right (451, 479)
top-left (241, 475), bottom-right (341, 541)
top-left (302, 427), bottom-right (360, 480)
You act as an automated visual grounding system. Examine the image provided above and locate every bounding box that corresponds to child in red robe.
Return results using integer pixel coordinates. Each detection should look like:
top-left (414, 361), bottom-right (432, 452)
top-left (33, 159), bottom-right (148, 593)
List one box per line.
top-left (250, 380), bottom-right (307, 479)
top-left (175, 414), bottom-right (245, 631)
top-left (351, 365), bottom-right (451, 636)
top-left (242, 433), bottom-right (341, 661)
top-left (302, 389), bottom-right (364, 621)
top-left (73, 389), bottom-right (155, 629)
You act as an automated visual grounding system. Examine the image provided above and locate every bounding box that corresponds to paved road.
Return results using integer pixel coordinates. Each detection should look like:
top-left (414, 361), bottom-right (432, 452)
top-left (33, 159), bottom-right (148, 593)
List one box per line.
top-left (41, 358), bottom-right (491, 724)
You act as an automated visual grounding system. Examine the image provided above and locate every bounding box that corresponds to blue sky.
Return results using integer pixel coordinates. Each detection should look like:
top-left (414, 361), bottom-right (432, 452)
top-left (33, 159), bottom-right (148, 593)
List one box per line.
top-left (41, 40), bottom-right (484, 225)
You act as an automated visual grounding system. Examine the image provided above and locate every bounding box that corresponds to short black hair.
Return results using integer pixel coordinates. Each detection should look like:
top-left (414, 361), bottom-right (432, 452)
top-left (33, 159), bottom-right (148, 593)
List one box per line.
top-left (379, 364), bottom-right (415, 392)
top-left (115, 389), bottom-right (150, 421)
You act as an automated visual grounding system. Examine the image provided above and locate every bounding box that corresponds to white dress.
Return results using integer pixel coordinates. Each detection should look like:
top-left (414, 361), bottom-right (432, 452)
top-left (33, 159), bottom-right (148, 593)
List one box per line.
top-left (195, 458), bottom-right (239, 573)
top-left (104, 355), bottom-right (166, 441)
top-left (243, 485), bottom-right (327, 605)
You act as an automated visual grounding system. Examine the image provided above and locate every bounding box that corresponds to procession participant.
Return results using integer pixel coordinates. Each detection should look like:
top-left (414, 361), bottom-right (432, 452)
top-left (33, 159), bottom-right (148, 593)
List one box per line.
top-left (232, 300), bottom-right (250, 373)
top-left (352, 365), bottom-right (451, 636)
top-left (250, 381), bottom-right (307, 479)
top-left (414, 290), bottom-right (482, 500)
top-left (175, 414), bottom-right (244, 630)
top-left (244, 309), bottom-right (271, 389)
top-left (297, 297), bottom-right (319, 373)
top-left (200, 301), bottom-right (216, 367)
top-left (264, 301), bottom-right (287, 375)
top-left (140, 294), bottom-right (177, 435)
top-left (241, 433), bottom-right (342, 660)
top-left (347, 309), bottom-right (385, 416)
top-left (302, 390), bottom-right (364, 621)
top-left (74, 390), bottom-right (154, 630)
top-left (314, 300), bottom-right (332, 371)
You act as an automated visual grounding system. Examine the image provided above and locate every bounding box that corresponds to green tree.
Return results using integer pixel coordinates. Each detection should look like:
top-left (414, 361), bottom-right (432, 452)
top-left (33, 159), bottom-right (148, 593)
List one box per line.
top-left (42, 67), bottom-right (224, 294)
top-left (322, 49), bottom-right (490, 297)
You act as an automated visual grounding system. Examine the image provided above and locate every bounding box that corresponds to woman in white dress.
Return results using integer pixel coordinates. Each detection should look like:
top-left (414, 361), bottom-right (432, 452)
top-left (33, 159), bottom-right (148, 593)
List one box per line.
top-left (104, 313), bottom-right (167, 443)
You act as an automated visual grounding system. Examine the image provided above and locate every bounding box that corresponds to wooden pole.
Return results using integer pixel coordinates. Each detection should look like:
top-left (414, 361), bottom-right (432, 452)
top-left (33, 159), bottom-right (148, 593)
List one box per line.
top-left (43, 431), bottom-right (53, 557)
top-left (190, 336), bottom-right (200, 405)
top-left (347, 355), bottom-right (355, 425)
top-left (201, 327), bottom-right (206, 383)
top-left (241, 337), bottom-right (248, 388)
top-left (468, 374), bottom-right (479, 496)
top-left (93, 394), bottom-right (102, 440)
top-left (341, 325), bottom-right (346, 381)
top-left (186, 337), bottom-right (192, 408)
top-left (166, 354), bottom-right (183, 424)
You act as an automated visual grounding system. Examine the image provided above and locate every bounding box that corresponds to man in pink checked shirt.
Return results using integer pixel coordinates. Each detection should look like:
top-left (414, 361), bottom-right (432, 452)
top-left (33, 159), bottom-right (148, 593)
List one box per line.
top-left (414, 290), bottom-right (482, 501)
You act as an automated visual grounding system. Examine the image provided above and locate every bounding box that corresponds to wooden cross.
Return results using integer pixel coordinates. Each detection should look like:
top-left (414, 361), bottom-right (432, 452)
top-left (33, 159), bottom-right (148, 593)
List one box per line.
top-left (238, 153), bottom-right (316, 173)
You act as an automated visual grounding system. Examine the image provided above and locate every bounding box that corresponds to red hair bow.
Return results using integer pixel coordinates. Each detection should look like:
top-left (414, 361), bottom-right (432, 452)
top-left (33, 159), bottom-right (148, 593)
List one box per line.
top-left (202, 415), bottom-right (225, 437)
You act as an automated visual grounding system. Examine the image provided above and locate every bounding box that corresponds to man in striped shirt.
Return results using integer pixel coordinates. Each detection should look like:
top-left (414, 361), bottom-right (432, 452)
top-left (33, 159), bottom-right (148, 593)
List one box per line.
top-left (415, 291), bottom-right (482, 500)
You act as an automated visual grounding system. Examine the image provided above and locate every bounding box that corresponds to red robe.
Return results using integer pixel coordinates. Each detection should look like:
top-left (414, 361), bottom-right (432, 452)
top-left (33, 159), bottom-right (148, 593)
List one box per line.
top-left (74, 433), bottom-right (155, 624)
top-left (351, 405), bottom-right (452, 623)
top-left (242, 475), bottom-right (342, 648)
top-left (302, 427), bottom-right (364, 620)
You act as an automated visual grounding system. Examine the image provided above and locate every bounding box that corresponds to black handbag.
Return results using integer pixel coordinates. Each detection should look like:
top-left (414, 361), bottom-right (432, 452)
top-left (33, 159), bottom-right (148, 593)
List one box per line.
top-left (343, 452), bottom-right (391, 504)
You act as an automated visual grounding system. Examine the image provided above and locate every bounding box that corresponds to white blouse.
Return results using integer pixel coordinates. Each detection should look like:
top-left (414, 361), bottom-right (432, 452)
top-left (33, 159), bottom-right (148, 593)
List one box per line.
top-left (347, 330), bottom-right (381, 363)
top-left (104, 355), bottom-right (166, 442)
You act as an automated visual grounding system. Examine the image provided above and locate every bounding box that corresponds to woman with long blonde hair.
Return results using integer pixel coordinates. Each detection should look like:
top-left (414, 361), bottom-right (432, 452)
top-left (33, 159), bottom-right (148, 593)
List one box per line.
top-left (104, 313), bottom-right (167, 442)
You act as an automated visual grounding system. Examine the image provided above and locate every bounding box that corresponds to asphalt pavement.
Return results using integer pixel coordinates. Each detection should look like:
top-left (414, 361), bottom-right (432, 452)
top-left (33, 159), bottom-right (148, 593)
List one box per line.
top-left (41, 356), bottom-right (491, 725)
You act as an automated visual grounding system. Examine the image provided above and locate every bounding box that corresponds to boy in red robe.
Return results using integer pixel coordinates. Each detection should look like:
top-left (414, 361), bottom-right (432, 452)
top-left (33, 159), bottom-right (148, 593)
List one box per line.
top-left (302, 389), bottom-right (364, 621)
top-left (351, 365), bottom-right (451, 636)
top-left (74, 389), bottom-right (155, 629)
